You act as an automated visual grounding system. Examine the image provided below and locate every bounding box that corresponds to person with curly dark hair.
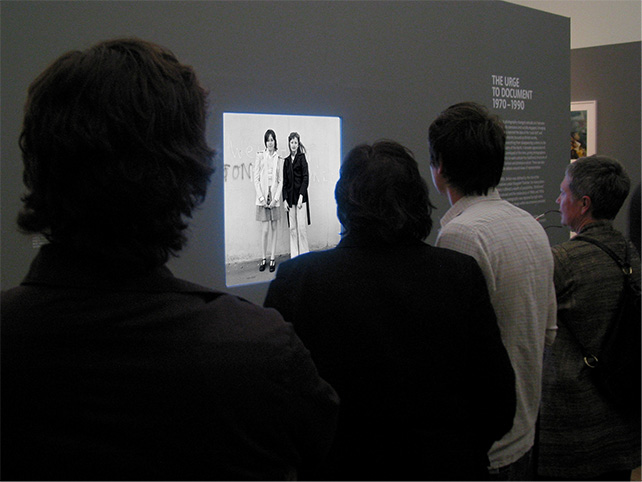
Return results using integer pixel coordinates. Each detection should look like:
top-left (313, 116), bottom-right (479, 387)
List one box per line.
top-left (1, 38), bottom-right (338, 481)
top-left (265, 140), bottom-right (516, 480)
top-left (17, 39), bottom-right (213, 270)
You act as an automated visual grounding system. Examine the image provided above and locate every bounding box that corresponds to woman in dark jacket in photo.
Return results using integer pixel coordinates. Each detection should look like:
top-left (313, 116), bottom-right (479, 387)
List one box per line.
top-left (282, 131), bottom-right (310, 258)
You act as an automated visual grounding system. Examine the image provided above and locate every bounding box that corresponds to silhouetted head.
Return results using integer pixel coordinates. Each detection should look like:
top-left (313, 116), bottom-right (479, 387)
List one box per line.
top-left (335, 140), bottom-right (434, 243)
top-left (18, 38), bottom-right (214, 269)
top-left (428, 101), bottom-right (505, 196)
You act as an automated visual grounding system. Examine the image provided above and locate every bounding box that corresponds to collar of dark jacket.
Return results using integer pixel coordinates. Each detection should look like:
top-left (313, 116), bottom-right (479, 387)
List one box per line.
top-left (337, 232), bottom-right (426, 249)
top-left (576, 219), bottom-right (614, 236)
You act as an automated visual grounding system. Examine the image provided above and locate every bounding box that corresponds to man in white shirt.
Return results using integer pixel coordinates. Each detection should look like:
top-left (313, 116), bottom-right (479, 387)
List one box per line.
top-left (427, 101), bottom-right (557, 480)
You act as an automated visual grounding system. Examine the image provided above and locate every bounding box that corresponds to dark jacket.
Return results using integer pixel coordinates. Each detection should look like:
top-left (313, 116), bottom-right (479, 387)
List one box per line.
top-left (283, 152), bottom-right (310, 225)
top-left (264, 234), bottom-right (516, 481)
top-left (538, 221), bottom-right (641, 478)
top-left (1, 244), bottom-right (339, 481)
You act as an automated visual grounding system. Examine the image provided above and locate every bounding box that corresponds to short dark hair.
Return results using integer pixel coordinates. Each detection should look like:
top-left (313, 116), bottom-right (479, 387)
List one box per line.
top-left (264, 129), bottom-right (277, 150)
top-left (18, 38), bottom-right (214, 268)
top-left (428, 101), bottom-right (506, 196)
top-left (566, 155), bottom-right (631, 220)
top-left (335, 140), bottom-right (434, 243)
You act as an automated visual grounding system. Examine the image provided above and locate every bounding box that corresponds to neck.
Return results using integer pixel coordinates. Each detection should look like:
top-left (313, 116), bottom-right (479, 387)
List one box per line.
top-left (574, 216), bottom-right (597, 233)
top-left (444, 186), bottom-right (464, 206)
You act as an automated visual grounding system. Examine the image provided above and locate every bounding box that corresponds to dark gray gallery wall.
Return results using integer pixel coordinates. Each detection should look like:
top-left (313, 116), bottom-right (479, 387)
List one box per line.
top-left (571, 41), bottom-right (641, 237)
top-left (1, 1), bottom-right (569, 305)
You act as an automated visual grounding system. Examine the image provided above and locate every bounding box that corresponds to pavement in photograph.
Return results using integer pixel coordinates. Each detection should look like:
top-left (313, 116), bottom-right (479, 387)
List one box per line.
top-left (225, 254), bottom-right (291, 287)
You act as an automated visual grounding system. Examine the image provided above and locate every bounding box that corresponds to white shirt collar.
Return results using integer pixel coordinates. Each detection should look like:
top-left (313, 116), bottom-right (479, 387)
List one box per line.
top-left (440, 188), bottom-right (502, 228)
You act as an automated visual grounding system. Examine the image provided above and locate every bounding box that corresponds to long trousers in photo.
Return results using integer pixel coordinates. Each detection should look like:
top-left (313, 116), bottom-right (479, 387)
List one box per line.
top-left (288, 203), bottom-right (309, 258)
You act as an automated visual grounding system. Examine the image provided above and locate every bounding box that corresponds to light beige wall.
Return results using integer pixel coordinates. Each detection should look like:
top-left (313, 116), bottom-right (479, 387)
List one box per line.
top-left (506, 0), bottom-right (641, 48)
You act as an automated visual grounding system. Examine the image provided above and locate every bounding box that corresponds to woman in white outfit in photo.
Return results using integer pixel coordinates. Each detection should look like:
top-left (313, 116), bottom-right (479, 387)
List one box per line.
top-left (254, 129), bottom-right (283, 272)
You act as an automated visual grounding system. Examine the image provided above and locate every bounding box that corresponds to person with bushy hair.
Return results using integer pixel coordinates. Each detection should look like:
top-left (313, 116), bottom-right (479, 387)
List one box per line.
top-left (17, 38), bottom-right (214, 269)
top-left (1, 38), bottom-right (338, 481)
top-left (538, 155), bottom-right (641, 480)
top-left (428, 101), bottom-right (557, 480)
top-left (265, 139), bottom-right (516, 480)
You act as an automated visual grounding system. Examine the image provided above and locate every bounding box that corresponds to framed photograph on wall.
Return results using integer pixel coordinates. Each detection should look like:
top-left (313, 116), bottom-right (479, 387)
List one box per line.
top-left (570, 101), bottom-right (597, 160)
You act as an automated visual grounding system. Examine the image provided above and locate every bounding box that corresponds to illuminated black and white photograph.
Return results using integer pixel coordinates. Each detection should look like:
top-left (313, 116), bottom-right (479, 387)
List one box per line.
top-left (223, 112), bottom-right (342, 287)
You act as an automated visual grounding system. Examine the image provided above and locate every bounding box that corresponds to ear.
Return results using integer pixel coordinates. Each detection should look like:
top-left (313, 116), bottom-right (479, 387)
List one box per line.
top-left (580, 195), bottom-right (592, 215)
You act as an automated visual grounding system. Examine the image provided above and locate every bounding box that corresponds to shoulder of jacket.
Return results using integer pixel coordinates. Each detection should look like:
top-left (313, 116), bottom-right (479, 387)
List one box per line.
top-left (553, 238), bottom-right (599, 265)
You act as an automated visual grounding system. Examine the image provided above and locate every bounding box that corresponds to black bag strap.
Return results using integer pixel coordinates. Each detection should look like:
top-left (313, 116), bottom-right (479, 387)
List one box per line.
top-left (567, 235), bottom-right (633, 368)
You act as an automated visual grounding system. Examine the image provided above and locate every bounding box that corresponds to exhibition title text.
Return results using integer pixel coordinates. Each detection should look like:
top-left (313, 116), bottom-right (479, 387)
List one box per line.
top-left (491, 75), bottom-right (533, 110)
